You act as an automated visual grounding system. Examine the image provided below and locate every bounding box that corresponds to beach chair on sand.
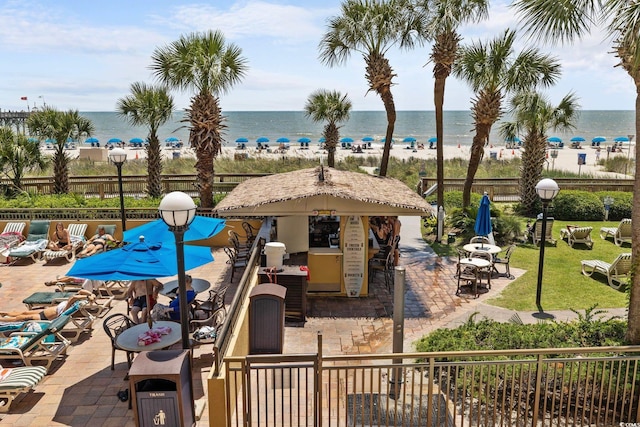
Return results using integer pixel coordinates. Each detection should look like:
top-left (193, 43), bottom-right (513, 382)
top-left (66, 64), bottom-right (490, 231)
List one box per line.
top-left (560, 226), bottom-right (594, 249)
top-left (7, 220), bottom-right (50, 263)
top-left (581, 253), bottom-right (632, 290)
top-left (600, 218), bottom-right (632, 246)
top-left (531, 218), bottom-right (557, 246)
top-left (42, 223), bottom-right (87, 263)
top-left (0, 364), bottom-right (47, 413)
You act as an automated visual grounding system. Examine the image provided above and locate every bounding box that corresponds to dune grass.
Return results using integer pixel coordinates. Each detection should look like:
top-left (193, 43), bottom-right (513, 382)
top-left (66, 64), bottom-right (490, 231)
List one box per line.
top-left (486, 219), bottom-right (629, 311)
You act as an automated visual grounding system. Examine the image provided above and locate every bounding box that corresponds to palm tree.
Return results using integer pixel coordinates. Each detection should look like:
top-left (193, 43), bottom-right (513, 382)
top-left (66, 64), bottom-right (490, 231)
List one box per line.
top-left (304, 90), bottom-right (352, 167)
top-left (26, 108), bottom-right (94, 194)
top-left (413, 0), bottom-right (488, 236)
top-left (453, 29), bottom-right (561, 208)
top-left (499, 91), bottom-right (579, 213)
top-left (319, 0), bottom-right (419, 176)
top-left (117, 82), bottom-right (175, 198)
top-left (0, 127), bottom-right (47, 196)
top-left (512, 0), bottom-right (640, 344)
top-left (150, 30), bottom-right (248, 208)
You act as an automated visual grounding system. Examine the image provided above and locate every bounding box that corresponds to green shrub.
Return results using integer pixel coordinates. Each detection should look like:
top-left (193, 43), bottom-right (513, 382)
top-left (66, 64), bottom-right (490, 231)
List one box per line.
top-left (551, 190), bottom-right (604, 221)
top-left (427, 191), bottom-right (482, 210)
top-left (595, 191), bottom-right (632, 221)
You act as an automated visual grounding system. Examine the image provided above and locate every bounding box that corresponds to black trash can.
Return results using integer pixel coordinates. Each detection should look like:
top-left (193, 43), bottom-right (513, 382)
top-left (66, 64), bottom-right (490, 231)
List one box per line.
top-left (249, 284), bottom-right (286, 354)
top-left (129, 350), bottom-right (194, 427)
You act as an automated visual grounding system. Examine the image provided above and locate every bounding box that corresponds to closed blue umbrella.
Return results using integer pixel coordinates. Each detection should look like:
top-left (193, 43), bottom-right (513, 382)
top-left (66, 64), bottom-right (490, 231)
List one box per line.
top-left (123, 216), bottom-right (226, 244)
top-left (474, 194), bottom-right (492, 245)
top-left (256, 137), bottom-right (269, 143)
top-left (66, 237), bottom-right (214, 280)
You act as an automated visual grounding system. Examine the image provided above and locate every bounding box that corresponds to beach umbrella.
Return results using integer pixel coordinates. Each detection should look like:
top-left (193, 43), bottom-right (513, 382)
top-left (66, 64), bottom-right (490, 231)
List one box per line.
top-left (570, 136), bottom-right (586, 142)
top-left (276, 137), bottom-right (290, 143)
top-left (256, 137), bottom-right (269, 143)
top-left (27, 137), bottom-right (39, 143)
top-left (402, 137), bottom-right (417, 143)
top-left (505, 136), bottom-right (520, 143)
top-left (108, 138), bottom-right (123, 143)
top-left (85, 137), bottom-right (99, 143)
top-left (44, 138), bottom-right (56, 144)
top-left (547, 136), bottom-right (562, 143)
top-left (165, 136), bottom-right (180, 143)
top-left (129, 138), bottom-right (144, 144)
top-left (123, 216), bottom-right (226, 244)
top-left (592, 136), bottom-right (607, 143)
top-left (318, 137), bottom-right (326, 143)
top-left (614, 136), bottom-right (630, 142)
top-left (362, 136), bottom-right (375, 142)
top-left (297, 137), bottom-right (311, 143)
top-left (340, 137), bottom-right (354, 143)
top-left (474, 194), bottom-right (492, 245)
top-left (428, 137), bottom-right (437, 143)
top-left (235, 137), bottom-right (249, 143)
top-left (66, 237), bottom-right (214, 281)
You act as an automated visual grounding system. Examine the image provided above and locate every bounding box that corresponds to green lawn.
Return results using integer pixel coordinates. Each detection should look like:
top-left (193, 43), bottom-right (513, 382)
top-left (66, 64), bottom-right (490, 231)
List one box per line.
top-left (486, 220), bottom-right (629, 311)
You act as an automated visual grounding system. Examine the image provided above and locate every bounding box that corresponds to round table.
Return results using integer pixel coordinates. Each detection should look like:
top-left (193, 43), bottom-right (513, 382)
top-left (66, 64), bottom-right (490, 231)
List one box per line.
top-left (459, 257), bottom-right (491, 269)
top-left (463, 243), bottom-right (502, 255)
top-left (116, 320), bottom-right (182, 352)
top-left (159, 278), bottom-right (211, 299)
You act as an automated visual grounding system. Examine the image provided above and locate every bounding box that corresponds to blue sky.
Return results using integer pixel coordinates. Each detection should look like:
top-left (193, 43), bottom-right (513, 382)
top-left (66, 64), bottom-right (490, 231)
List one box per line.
top-left (0, 0), bottom-right (633, 112)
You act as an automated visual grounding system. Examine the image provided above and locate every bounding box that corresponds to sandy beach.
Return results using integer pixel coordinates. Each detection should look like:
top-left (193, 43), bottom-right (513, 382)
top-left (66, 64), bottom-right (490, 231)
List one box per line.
top-left (61, 140), bottom-right (633, 178)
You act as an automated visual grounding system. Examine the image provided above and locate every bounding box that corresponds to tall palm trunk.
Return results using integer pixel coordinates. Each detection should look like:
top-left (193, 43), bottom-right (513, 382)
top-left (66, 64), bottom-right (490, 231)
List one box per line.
top-left (365, 52), bottom-right (396, 176)
top-left (187, 93), bottom-right (225, 208)
top-left (146, 134), bottom-right (163, 198)
top-left (629, 86), bottom-right (640, 343)
top-left (53, 143), bottom-right (69, 194)
top-left (325, 123), bottom-right (339, 167)
top-left (519, 133), bottom-right (546, 213)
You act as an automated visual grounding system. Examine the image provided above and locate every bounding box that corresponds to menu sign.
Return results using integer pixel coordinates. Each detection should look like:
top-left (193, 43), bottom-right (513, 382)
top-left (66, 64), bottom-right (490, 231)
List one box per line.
top-left (343, 215), bottom-right (365, 297)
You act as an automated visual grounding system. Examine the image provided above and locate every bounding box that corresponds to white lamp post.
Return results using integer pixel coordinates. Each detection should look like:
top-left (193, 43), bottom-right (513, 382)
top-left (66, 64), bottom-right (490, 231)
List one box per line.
top-left (534, 178), bottom-right (560, 309)
top-left (109, 148), bottom-right (127, 232)
top-left (158, 191), bottom-right (197, 349)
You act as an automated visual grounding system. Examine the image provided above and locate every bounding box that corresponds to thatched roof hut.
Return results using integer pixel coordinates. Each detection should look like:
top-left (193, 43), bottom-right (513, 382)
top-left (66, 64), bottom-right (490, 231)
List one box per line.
top-left (214, 166), bottom-right (434, 217)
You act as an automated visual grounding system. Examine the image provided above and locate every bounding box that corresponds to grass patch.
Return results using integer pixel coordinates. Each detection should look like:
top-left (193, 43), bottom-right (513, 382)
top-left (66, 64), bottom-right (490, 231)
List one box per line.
top-left (485, 219), bottom-right (629, 311)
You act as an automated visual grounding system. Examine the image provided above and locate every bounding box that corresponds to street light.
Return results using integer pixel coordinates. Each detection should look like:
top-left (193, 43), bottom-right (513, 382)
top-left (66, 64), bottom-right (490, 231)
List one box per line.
top-left (158, 191), bottom-right (197, 349)
top-left (109, 148), bottom-right (127, 233)
top-left (535, 178), bottom-right (560, 311)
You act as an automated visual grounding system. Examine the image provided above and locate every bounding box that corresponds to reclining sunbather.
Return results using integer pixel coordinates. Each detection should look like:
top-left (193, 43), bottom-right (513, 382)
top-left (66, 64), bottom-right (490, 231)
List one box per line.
top-left (77, 226), bottom-right (119, 258)
top-left (0, 290), bottom-right (94, 322)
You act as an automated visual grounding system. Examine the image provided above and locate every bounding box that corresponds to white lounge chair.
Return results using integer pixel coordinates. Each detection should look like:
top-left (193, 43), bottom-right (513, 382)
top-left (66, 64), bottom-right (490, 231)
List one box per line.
top-left (531, 218), bottom-right (556, 246)
top-left (0, 364), bottom-right (47, 412)
top-left (560, 226), bottom-right (594, 249)
top-left (581, 253), bottom-right (632, 290)
top-left (42, 223), bottom-right (88, 263)
top-left (600, 218), bottom-right (632, 246)
top-left (7, 220), bottom-right (50, 263)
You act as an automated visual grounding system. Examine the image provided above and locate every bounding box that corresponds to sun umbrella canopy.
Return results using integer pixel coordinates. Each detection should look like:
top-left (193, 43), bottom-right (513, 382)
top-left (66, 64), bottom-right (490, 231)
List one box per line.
top-left (548, 136), bottom-right (562, 143)
top-left (66, 237), bottom-right (214, 280)
top-left (403, 137), bottom-right (416, 143)
top-left (428, 137), bottom-right (437, 143)
top-left (592, 136), bottom-right (607, 143)
top-left (123, 216), bottom-right (226, 244)
top-left (165, 137), bottom-right (180, 142)
top-left (571, 136), bottom-right (586, 142)
top-left (505, 136), bottom-right (521, 143)
top-left (44, 138), bottom-right (56, 144)
top-left (318, 137), bottom-right (326, 143)
top-left (108, 138), bottom-right (123, 143)
top-left (130, 138), bottom-right (144, 143)
top-left (474, 194), bottom-right (492, 237)
top-left (614, 136), bottom-right (630, 142)
top-left (235, 137), bottom-right (249, 143)
top-left (276, 137), bottom-right (290, 143)
top-left (362, 136), bottom-right (374, 142)
top-left (85, 137), bottom-right (99, 143)
top-left (340, 137), bottom-right (354, 143)
top-left (256, 137), bottom-right (269, 143)
top-left (297, 137), bottom-right (311, 143)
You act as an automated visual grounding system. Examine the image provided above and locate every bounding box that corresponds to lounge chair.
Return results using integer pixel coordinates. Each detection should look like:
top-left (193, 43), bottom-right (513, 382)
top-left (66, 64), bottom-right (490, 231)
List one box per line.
top-left (0, 364), bottom-right (47, 413)
top-left (581, 253), bottom-right (632, 290)
top-left (22, 291), bottom-right (112, 319)
top-left (7, 220), bottom-right (50, 263)
top-left (0, 222), bottom-right (26, 252)
top-left (41, 223), bottom-right (88, 263)
top-left (560, 226), bottom-right (594, 249)
top-left (600, 218), bottom-right (632, 246)
top-left (0, 315), bottom-right (72, 371)
top-left (530, 217), bottom-right (557, 246)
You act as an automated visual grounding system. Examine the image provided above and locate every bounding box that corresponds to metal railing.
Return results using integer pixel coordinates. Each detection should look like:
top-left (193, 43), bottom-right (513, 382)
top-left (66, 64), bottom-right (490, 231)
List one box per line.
top-left (224, 341), bottom-right (640, 427)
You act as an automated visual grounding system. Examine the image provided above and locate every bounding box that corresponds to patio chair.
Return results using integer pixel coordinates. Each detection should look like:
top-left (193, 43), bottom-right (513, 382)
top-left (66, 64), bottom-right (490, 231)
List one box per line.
top-left (190, 307), bottom-right (225, 340)
top-left (0, 315), bottom-right (72, 371)
top-left (224, 246), bottom-right (248, 282)
top-left (456, 262), bottom-right (480, 298)
top-left (0, 364), bottom-right (47, 413)
top-left (7, 220), bottom-right (50, 263)
top-left (600, 218), bottom-right (632, 246)
top-left (470, 236), bottom-right (490, 245)
top-left (531, 217), bottom-right (557, 247)
top-left (493, 244), bottom-right (516, 279)
top-left (102, 313), bottom-right (135, 370)
top-left (581, 253), bottom-right (632, 290)
top-left (560, 226), bottom-right (594, 249)
top-left (41, 223), bottom-right (88, 263)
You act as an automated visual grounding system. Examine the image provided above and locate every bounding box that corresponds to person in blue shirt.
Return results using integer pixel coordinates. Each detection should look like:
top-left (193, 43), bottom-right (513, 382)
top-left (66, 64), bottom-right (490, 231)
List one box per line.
top-left (167, 275), bottom-right (196, 322)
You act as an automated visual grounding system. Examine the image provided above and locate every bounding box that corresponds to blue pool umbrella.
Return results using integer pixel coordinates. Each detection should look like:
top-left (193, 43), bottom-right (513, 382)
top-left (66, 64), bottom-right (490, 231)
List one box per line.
top-left (85, 137), bottom-right (99, 143)
top-left (297, 137), bottom-right (311, 143)
top-left (592, 136), bottom-right (607, 143)
top-left (548, 136), bottom-right (562, 143)
top-left (474, 194), bottom-right (492, 242)
top-left (362, 136), bottom-right (375, 142)
top-left (123, 216), bottom-right (226, 244)
top-left (403, 137), bottom-right (417, 143)
top-left (165, 136), bottom-right (180, 142)
top-left (130, 138), bottom-right (144, 143)
top-left (340, 137), bottom-right (354, 143)
top-left (571, 136), bottom-right (586, 142)
top-left (66, 237), bottom-right (214, 281)
top-left (276, 137), bottom-right (290, 143)
top-left (614, 136), bottom-right (630, 142)
top-left (235, 137), bottom-right (249, 143)
top-left (428, 137), bottom-right (437, 143)
top-left (256, 137), bottom-right (269, 143)
top-left (108, 138), bottom-right (123, 143)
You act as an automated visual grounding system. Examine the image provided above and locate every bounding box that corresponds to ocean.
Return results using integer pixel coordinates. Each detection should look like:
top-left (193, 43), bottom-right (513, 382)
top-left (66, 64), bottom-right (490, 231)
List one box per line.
top-left (79, 110), bottom-right (636, 148)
